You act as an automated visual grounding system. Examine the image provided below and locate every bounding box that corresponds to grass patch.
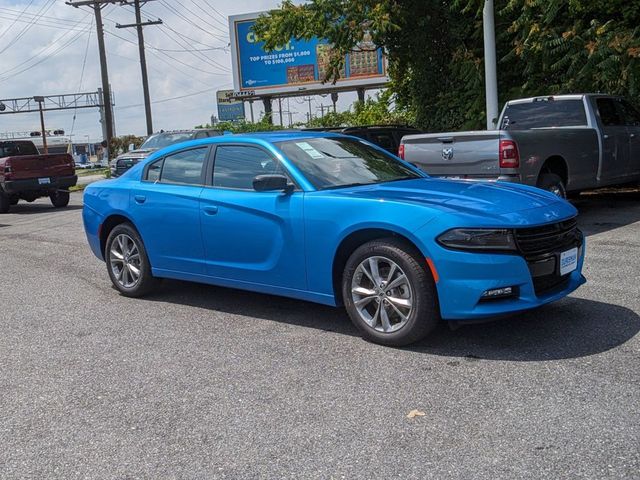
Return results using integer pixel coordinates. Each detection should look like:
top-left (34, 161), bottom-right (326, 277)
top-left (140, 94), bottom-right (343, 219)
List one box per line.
top-left (76, 168), bottom-right (109, 177)
top-left (69, 184), bottom-right (86, 193)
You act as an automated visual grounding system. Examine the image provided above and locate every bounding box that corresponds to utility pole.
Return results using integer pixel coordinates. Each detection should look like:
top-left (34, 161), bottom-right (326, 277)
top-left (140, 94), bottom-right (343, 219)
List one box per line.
top-left (33, 96), bottom-right (47, 154)
top-left (483, 0), bottom-right (498, 130)
top-left (277, 97), bottom-right (283, 127)
top-left (116, 0), bottom-right (162, 135)
top-left (66, 0), bottom-right (116, 156)
top-left (303, 96), bottom-right (313, 121)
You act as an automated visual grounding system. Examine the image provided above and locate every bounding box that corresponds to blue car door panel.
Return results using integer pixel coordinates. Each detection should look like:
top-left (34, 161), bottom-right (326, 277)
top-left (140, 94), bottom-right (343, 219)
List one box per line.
top-left (199, 144), bottom-right (306, 289)
top-left (130, 147), bottom-right (209, 275)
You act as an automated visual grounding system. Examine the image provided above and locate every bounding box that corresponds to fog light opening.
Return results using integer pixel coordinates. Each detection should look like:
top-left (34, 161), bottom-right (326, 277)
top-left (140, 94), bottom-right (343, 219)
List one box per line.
top-left (480, 286), bottom-right (518, 301)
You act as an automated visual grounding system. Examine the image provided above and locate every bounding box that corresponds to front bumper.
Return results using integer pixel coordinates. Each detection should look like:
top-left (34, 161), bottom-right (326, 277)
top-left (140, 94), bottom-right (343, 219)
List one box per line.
top-left (432, 240), bottom-right (586, 320)
top-left (3, 175), bottom-right (77, 194)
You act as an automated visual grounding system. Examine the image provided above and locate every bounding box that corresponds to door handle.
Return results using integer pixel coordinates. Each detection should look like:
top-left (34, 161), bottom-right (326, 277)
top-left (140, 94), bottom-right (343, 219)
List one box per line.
top-left (134, 195), bottom-right (146, 204)
top-left (203, 205), bottom-right (219, 215)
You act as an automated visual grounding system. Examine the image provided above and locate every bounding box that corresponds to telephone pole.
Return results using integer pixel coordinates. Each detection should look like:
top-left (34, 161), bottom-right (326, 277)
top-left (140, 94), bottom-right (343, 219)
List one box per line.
top-left (116, 0), bottom-right (162, 135)
top-left (66, 0), bottom-right (116, 154)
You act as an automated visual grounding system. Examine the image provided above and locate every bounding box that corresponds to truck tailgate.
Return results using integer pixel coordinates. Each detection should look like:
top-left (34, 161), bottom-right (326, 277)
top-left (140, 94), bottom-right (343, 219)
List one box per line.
top-left (402, 131), bottom-right (501, 177)
top-left (7, 154), bottom-right (75, 180)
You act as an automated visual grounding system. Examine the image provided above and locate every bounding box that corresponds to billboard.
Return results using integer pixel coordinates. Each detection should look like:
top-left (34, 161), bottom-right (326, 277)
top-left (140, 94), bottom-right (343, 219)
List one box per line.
top-left (216, 89), bottom-right (245, 121)
top-left (229, 12), bottom-right (389, 98)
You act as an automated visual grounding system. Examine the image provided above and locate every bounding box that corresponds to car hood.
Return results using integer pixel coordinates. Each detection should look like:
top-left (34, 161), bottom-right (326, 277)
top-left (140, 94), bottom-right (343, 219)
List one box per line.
top-left (329, 178), bottom-right (571, 219)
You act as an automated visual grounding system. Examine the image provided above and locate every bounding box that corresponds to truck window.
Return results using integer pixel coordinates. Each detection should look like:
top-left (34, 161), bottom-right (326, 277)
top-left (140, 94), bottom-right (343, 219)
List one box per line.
top-left (501, 99), bottom-right (587, 129)
top-left (0, 141), bottom-right (38, 158)
top-left (596, 98), bottom-right (623, 126)
top-left (619, 100), bottom-right (640, 126)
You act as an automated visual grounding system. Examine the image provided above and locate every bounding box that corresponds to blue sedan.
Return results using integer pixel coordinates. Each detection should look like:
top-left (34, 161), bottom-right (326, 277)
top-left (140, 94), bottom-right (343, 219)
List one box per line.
top-left (83, 132), bottom-right (586, 346)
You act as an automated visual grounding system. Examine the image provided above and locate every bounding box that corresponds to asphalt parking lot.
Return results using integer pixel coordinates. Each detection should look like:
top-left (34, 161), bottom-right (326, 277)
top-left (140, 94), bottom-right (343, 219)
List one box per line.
top-left (1, 190), bottom-right (639, 479)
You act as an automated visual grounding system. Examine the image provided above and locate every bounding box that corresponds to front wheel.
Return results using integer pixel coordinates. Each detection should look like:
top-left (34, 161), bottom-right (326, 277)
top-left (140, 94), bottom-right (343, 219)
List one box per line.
top-left (50, 190), bottom-right (70, 208)
top-left (105, 223), bottom-right (158, 297)
top-left (342, 238), bottom-right (440, 347)
top-left (537, 173), bottom-right (567, 199)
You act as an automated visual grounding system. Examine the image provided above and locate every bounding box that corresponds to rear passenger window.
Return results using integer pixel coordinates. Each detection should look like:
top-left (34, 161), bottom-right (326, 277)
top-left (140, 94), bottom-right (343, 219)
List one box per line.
top-left (501, 99), bottom-right (587, 129)
top-left (370, 133), bottom-right (396, 153)
top-left (158, 148), bottom-right (208, 185)
top-left (146, 158), bottom-right (163, 182)
top-left (596, 98), bottom-right (623, 126)
top-left (213, 145), bottom-right (286, 190)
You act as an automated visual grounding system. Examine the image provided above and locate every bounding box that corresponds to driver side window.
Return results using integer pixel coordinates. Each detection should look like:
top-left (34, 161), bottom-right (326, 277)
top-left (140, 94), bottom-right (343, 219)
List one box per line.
top-left (212, 145), bottom-right (287, 190)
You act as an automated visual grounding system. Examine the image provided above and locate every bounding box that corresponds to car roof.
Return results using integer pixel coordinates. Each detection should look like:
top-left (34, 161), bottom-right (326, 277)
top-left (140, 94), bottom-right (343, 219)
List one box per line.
top-left (232, 131), bottom-right (347, 143)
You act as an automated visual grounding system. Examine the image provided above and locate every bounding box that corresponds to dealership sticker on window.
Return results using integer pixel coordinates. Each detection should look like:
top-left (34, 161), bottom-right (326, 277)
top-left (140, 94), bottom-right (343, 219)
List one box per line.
top-left (295, 142), bottom-right (324, 159)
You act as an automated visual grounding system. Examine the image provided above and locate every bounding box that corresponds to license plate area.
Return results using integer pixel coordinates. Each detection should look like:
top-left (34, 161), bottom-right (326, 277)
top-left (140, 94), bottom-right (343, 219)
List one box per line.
top-left (38, 177), bottom-right (51, 185)
top-left (559, 247), bottom-right (578, 276)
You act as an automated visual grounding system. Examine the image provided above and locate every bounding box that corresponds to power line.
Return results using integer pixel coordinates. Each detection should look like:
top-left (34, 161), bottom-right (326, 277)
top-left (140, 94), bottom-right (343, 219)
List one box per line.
top-left (0, 0), bottom-right (37, 41)
top-left (0, 0), bottom-right (57, 55)
top-left (157, 0), bottom-right (228, 41)
top-left (71, 17), bottom-right (94, 137)
top-left (116, 87), bottom-right (217, 109)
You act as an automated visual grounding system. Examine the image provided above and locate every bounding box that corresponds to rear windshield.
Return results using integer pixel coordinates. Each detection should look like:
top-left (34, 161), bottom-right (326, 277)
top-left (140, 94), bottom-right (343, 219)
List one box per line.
top-left (0, 141), bottom-right (39, 158)
top-left (501, 99), bottom-right (587, 130)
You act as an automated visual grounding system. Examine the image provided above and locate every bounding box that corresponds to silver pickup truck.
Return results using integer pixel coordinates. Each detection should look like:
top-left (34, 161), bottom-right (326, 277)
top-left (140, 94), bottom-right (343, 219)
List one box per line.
top-left (399, 94), bottom-right (640, 197)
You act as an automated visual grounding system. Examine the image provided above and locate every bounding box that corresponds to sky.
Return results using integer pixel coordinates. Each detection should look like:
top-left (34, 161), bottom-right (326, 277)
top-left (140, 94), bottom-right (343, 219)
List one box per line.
top-left (0, 0), bottom-right (368, 142)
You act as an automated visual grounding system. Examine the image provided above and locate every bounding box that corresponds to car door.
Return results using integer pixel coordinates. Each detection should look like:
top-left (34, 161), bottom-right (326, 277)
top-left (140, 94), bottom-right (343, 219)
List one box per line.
top-left (618, 99), bottom-right (640, 177)
top-left (595, 97), bottom-right (629, 183)
top-left (199, 144), bottom-right (306, 289)
top-left (130, 146), bottom-right (210, 275)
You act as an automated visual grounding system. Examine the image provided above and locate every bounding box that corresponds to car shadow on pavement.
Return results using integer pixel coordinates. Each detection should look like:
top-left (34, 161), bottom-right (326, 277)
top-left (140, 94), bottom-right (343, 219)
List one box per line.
top-left (574, 188), bottom-right (640, 237)
top-left (411, 297), bottom-right (640, 361)
top-left (145, 281), bottom-right (638, 361)
top-left (6, 204), bottom-right (83, 215)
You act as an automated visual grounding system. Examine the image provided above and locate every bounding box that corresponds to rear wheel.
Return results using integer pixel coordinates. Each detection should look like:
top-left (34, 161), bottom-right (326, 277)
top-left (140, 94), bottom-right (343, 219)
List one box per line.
top-left (537, 173), bottom-right (567, 199)
top-left (50, 190), bottom-right (70, 208)
top-left (342, 238), bottom-right (440, 347)
top-left (105, 223), bottom-right (158, 297)
top-left (9, 197), bottom-right (18, 206)
top-left (0, 192), bottom-right (9, 213)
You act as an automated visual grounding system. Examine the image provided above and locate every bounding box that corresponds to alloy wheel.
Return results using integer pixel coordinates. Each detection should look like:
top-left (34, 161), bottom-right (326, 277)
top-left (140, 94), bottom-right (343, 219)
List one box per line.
top-left (109, 233), bottom-right (142, 288)
top-left (351, 255), bottom-right (414, 333)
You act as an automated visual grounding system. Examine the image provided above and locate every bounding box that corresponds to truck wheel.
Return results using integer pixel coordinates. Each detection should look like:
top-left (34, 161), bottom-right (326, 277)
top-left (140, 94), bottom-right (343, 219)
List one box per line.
top-left (9, 197), bottom-right (18, 206)
top-left (537, 173), bottom-right (567, 199)
top-left (50, 190), bottom-right (70, 208)
top-left (342, 238), bottom-right (440, 347)
top-left (0, 192), bottom-right (9, 213)
top-left (105, 223), bottom-right (158, 297)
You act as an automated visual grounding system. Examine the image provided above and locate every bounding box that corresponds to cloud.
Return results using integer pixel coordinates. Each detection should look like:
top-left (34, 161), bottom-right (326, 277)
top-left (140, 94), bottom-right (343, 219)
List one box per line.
top-left (0, 0), bottom-right (364, 141)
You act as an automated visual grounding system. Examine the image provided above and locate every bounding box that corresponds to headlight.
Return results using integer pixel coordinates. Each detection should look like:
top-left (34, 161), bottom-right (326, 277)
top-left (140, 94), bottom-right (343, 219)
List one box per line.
top-left (437, 228), bottom-right (517, 251)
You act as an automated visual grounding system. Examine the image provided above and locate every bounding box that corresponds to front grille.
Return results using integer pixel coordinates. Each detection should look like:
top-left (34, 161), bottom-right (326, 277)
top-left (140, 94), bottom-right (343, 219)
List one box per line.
top-left (515, 217), bottom-right (580, 261)
top-left (515, 217), bottom-right (582, 296)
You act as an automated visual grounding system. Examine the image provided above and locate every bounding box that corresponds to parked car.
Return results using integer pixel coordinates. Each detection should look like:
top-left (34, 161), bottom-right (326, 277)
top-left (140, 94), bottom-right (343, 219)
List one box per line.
top-left (83, 132), bottom-right (585, 346)
top-left (306, 125), bottom-right (421, 154)
top-left (0, 140), bottom-right (76, 213)
top-left (111, 129), bottom-right (223, 177)
top-left (400, 94), bottom-right (640, 198)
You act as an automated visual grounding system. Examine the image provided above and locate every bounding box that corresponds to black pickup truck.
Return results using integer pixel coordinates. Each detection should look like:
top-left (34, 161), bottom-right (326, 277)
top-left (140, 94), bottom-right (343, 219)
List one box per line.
top-left (0, 140), bottom-right (77, 213)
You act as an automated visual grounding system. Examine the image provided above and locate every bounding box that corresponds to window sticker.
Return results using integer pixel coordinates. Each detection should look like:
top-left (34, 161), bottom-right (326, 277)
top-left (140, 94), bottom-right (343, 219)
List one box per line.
top-left (295, 141), bottom-right (324, 159)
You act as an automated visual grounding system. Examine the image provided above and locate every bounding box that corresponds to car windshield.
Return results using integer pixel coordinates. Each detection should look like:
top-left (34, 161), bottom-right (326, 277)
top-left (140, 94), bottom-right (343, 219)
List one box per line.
top-left (140, 132), bottom-right (194, 149)
top-left (275, 137), bottom-right (422, 189)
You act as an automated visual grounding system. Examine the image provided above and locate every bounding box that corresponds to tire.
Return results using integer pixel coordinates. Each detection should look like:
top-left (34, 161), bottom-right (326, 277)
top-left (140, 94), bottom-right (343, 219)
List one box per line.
top-left (9, 197), bottom-right (18, 206)
top-left (342, 238), bottom-right (440, 347)
top-left (0, 191), bottom-right (9, 214)
top-left (50, 190), bottom-right (70, 208)
top-left (105, 223), bottom-right (158, 297)
top-left (537, 173), bottom-right (567, 199)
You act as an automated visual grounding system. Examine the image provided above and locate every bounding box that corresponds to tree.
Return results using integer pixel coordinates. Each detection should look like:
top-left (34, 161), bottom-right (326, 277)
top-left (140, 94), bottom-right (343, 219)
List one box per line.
top-left (254, 0), bottom-right (640, 133)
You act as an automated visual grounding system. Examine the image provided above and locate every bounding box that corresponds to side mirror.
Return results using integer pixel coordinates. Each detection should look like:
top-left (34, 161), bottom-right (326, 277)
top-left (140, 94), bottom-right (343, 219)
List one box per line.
top-left (253, 174), bottom-right (292, 192)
